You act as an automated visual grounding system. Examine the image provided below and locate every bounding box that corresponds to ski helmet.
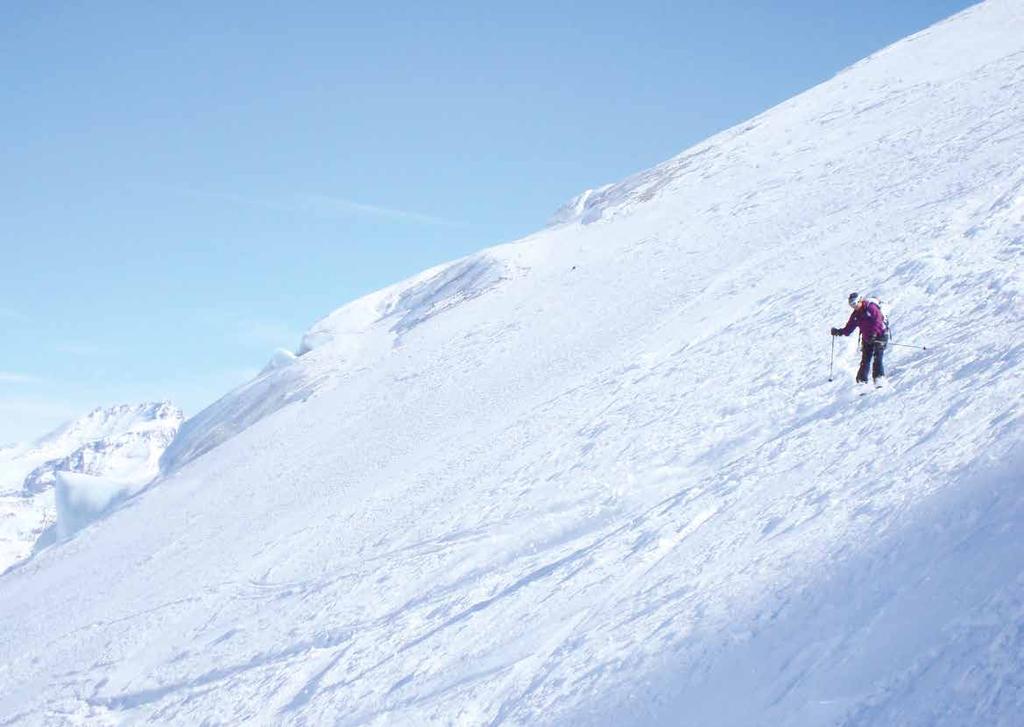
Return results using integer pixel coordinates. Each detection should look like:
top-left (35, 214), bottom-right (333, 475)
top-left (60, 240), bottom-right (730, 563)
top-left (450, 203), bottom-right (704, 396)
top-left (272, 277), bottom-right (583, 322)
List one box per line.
top-left (848, 292), bottom-right (859, 308)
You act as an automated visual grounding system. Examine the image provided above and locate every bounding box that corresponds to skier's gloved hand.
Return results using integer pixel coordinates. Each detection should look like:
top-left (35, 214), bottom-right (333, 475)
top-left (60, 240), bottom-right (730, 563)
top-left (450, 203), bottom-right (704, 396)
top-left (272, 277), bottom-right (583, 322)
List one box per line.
top-left (830, 327), bottom-right (840, 336)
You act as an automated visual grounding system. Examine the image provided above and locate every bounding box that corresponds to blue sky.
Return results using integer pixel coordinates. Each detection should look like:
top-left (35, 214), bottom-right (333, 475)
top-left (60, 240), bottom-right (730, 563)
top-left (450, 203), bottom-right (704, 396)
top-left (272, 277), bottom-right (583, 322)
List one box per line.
top-left (1, 0), bottom-right (976, 443)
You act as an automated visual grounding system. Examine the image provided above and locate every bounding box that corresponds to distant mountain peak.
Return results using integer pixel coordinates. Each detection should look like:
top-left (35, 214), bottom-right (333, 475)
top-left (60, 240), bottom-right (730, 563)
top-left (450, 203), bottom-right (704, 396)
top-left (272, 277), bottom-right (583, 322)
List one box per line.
top-left (0, 401), bottom-right (183, 573)
top-left (35, 401), bottom-right (181, 448)
top-left (23, 402), bottom-right (182, 495)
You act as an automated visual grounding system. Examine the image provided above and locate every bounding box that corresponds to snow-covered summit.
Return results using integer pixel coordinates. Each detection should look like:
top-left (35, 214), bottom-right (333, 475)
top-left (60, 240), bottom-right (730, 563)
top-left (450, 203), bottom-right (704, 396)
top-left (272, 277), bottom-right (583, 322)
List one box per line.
top-left (23, 402), bottom-right (181, 493)
top-left (2, 1), bottom-right (1024, 725)
top-left (0, 402), bottom-right (180, 494)
top-left (31, 401), bottom-right (178, 448)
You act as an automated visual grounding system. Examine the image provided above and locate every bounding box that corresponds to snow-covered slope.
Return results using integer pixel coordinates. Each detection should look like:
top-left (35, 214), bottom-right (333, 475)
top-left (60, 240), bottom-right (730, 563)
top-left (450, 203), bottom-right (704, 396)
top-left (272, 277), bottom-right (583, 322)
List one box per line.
top-left (0, 403), bottom-right (182, 573)
top-left (2, 1), bottom-right (1024, 724)
top-left (160, 254), bottom-right (516, 474)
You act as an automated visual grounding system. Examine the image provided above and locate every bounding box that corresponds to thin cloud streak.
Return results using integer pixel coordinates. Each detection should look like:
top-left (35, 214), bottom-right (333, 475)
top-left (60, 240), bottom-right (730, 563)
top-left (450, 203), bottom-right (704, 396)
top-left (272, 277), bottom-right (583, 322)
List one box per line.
top-left (297, 194), bottom-right (459, 227)
top-left (167, 186), bottom-right (465, 227)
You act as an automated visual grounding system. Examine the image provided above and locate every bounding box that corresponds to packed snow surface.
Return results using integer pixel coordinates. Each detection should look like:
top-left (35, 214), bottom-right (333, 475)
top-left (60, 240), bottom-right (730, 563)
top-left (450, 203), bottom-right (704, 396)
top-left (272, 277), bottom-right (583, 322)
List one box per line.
top-left (0, 403), bottom-right (181, 574)
top-left (2, 1), bottom-right (1024, 724)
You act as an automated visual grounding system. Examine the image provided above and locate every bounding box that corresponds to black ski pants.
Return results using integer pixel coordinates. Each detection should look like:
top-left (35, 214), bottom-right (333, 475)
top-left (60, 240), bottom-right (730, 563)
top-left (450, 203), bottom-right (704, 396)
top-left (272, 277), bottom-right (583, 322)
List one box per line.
top-left (857, 335), bottom-right (886, 383)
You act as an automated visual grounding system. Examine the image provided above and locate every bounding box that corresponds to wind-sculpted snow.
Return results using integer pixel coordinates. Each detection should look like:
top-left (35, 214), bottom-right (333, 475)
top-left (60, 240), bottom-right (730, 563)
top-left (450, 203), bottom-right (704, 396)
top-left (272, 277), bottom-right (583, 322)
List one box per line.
top-left (158, 360), bottom-right (326, 474)
top-left (2, 1), bottom-right (1024, 725)
top-left (53, 472), bottom-right (137, 542)
top-left (163, 253), bottom-right (515, 474)
top-left (299, 252), bottom-right (513, 354)
top-left (548, 144), bottom-right (721, 226)
top-left (384, 255), bottom-right (512, 339)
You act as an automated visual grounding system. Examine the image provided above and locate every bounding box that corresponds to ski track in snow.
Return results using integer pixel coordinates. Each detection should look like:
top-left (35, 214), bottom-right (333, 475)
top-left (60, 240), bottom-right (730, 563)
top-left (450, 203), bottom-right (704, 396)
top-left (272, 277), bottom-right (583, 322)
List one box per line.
top-left (2, 1), bottom-right (1024, 725)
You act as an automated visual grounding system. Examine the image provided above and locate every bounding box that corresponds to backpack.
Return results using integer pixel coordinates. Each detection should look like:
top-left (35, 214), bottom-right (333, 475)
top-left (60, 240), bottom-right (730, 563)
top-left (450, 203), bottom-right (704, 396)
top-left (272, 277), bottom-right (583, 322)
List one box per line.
top-left (863, 296), bottom-right (891, 339)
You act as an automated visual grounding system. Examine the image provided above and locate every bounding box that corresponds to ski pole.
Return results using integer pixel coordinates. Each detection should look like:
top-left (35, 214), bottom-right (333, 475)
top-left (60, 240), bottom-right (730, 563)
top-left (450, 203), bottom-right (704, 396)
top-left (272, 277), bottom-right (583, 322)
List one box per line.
top-left (828, 335), bottom-right (835, 381)
top-left (889, 342), bottom-right (928, 350)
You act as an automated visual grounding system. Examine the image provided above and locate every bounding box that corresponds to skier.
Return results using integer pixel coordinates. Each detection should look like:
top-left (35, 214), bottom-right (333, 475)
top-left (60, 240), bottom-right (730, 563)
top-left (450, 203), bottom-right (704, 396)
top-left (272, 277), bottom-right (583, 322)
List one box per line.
top-left (831, 292), bottom-right (888, 386)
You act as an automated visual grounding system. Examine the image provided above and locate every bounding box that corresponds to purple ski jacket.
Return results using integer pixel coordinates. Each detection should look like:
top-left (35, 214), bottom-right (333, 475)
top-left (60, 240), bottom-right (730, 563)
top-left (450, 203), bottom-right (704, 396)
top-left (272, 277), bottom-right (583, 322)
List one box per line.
top-left (839, 301), bottom-right (887, 339)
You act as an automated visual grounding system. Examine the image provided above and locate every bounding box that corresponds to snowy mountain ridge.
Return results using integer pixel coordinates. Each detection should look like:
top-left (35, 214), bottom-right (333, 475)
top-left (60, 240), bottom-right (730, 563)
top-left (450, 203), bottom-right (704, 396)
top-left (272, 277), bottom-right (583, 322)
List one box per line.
top-left (0, 402), bottom-right (182, 574)
top-left (2, 1), bottom-right (1024, 724)
top-left (24, 402), bottom-right (181, 493)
